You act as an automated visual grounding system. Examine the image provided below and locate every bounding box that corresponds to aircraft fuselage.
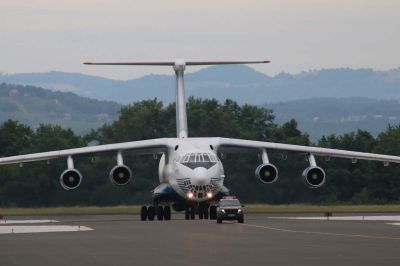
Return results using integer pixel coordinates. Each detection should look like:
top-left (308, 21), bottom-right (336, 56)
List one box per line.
top-left (158, 138), bottom-right (225, 203)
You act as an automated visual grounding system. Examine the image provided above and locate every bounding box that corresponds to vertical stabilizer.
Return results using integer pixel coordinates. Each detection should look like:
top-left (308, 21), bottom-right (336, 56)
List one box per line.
top-left (84, 59), bottom-right (270, 139)
top-left (173, 59), bottom-right (188, 138)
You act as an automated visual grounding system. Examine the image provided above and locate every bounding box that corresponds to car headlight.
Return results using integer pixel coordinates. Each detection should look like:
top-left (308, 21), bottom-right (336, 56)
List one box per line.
top-left (221, 209), bottom-right (225, 213)
top-left (238, 208), bottom-right (242, 213)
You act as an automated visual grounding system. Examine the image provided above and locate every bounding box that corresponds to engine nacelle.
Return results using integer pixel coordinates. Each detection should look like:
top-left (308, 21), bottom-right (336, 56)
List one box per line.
top-left (109, 165), bottom-right (132, 186)
top-left (255, 163), bottom-right (279, 184)
top-left (60, 169), bottom-right (82, 190)
top-left (302, 166), bottom-right (325, 188)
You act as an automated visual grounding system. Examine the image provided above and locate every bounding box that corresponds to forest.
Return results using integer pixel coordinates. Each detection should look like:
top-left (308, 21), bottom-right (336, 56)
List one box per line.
top-left (0, 97), bottom-right (400, 207)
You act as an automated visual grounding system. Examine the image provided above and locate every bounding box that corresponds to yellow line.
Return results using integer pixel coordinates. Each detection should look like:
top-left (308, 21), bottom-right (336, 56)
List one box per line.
top-left (240, 223), bottom-right (400, 241)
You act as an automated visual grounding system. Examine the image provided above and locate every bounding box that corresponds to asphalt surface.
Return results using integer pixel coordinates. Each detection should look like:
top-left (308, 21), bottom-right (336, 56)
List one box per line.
top-left (1, 213), bottom-right (400, 266)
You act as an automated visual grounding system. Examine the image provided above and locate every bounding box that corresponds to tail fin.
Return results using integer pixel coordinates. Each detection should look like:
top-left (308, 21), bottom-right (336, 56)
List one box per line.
top-left (84, 59), bottom-right (270, 138)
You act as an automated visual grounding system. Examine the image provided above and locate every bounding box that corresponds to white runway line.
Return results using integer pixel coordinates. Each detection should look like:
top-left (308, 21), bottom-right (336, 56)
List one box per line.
top-left (0, 225), bottom-right (93, 234)
top-left (0, 219), bottom-right (58, 225)
top-left (388, 223), bottom-right (400, 226)
top-left (270, 215), bottom-right (400, 221)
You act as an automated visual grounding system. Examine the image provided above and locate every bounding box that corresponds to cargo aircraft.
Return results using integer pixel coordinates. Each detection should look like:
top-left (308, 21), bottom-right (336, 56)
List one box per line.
top-left (1, 59), bottom-right (400, 221)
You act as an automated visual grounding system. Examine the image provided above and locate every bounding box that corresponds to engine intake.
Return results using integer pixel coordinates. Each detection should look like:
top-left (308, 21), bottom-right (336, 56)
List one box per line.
top-left (109, 165), bottom-right (132, 186)
top-left (302, 166), bottom-right (325, 188)
top-left (60, 169), bottom-right (82, 190)
top-left (255, 163), bottom-right (278, 184)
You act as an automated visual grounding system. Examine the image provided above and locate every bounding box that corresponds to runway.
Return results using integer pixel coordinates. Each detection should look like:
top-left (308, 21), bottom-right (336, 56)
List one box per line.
top-left (1, 213), bottom-right (400, 266)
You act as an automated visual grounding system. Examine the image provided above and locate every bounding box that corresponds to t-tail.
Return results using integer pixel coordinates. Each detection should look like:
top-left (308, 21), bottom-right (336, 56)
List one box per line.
top-left (84, 59), bottom-right (270, 138)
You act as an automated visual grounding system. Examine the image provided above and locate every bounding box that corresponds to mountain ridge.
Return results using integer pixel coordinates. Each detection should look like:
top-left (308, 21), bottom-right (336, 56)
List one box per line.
top-left (1, 65), bottom-right (399, 105)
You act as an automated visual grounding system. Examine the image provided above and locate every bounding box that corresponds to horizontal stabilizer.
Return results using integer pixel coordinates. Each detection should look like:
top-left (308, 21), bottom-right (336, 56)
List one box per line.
top-left (84, 60), bottom-right (270, 66)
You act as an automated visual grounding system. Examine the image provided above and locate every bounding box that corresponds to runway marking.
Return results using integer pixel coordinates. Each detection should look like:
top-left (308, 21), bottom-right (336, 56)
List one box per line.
top-left (0, 225), bottom-right (93, 234)
top-left (240, 223), bottom-right (400, 241)
top-left (0, 219), bottom-right (58, 224)
top-left (388, 223), bottom-right (400, 226)
top-left (269, 215), bottom-right (400, 221)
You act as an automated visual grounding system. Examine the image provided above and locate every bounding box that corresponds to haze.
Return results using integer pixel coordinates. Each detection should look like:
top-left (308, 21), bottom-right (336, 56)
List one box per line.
top-left (1, 0), bottom-right (399, 80)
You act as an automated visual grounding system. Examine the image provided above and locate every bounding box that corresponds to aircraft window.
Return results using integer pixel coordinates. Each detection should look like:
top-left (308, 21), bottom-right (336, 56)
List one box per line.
top-left (209, 154), bottom-right (217, 162)
top-left (180, 153), bottom-right (218, 169)
top-left (195, 153), bottom-right (202, 162)
top-left (182, 155), bottom-right (190, 163)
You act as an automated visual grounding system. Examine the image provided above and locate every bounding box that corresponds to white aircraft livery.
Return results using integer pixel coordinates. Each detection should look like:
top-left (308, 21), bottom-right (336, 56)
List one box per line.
top-left (1, 59), bottom-right (400, 221)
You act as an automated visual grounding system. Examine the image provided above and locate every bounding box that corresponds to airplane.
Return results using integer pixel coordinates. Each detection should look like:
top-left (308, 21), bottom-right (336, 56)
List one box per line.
top-left (1, 59), bottom-right (400, 221)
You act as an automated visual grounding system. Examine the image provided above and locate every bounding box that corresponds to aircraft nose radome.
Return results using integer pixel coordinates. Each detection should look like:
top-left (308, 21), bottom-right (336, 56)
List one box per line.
top-left (191, 167), bottom-right (210, 185)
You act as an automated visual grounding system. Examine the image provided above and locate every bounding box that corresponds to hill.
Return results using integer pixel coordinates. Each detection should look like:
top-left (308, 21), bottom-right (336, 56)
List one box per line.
top-left (1, 66), bottom-right (400, 105)
top-left (0, 83), bottom-right (120, 134)
top-left (267, 97), bottom-right (400, 141)
top-left (1, 83), bottom-right (400, 141)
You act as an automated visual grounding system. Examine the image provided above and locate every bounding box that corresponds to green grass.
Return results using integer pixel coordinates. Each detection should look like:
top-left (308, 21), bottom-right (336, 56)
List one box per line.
top-left (1, 204), bottom-right (400, 216)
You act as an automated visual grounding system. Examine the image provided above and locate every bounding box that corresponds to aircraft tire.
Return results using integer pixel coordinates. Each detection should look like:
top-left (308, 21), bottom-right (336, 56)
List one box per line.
top-left (157, 206), bottom-right (164, 220)
top-left (203, 206), bottom-right (209, 219)
top-left (185, 207), bottom-right (190, 220)
top-left (209, 206), bottom-right (217, 220)
top-left (148, 206), bottom-right (155, 221)
top-left (140, 206), bottom-right (148, 221)
top-left (199, 205), bottom-right (204, 220)
top-left (164, 206), bottom-right (171, 220)
top-left (190, 206), bottom-right (196, 220)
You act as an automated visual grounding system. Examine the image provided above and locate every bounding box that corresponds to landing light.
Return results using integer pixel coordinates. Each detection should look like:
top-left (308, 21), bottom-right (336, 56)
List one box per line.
top-left (206, 192), bottom-right (213, 199)
top-left (187, 192), bottom-right (194, 199)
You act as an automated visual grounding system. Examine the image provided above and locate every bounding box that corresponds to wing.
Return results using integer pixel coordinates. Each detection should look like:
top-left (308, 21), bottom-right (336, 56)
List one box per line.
top-left (0, 138), bottom-right (171, 166)
top-left (215, 137), bottom-right (400, 164)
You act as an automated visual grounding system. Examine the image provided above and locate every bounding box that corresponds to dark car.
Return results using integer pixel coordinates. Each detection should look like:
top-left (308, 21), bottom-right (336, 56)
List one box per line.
top-left (216, 197), bottom-right (244, 223)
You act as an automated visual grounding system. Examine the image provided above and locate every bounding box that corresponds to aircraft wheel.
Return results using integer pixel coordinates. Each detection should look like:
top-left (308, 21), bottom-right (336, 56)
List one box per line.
top-left (209, 206), bottom-right (217, 220)
top-left (185, 206), bottom-right (190, 220)
top-left (157, 206), bottom-right (164, 220)
top-left (140, 206), bottom-right (148, 221)
top-left (164, 206), bottom-right (171, 220)
top-left (190, 206), bottom-right (196, 220)
top-left (198, 205), bottom-right (204, 220)
top-left (203, 206), bottom-right (209, 219)
top-left (148, 206), bottom-right (155, 221)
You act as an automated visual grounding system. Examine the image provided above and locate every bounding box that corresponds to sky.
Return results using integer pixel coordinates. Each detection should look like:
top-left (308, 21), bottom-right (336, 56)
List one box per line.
top-left (1, 0), bottom-right (399, 80)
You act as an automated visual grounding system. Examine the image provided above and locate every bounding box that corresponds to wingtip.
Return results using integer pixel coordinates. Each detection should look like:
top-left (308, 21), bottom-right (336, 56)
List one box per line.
top-left (83, 62), bottom-right (92, 65)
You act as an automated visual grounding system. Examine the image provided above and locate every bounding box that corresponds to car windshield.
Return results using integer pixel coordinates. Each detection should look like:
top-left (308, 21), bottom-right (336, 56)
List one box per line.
top-left (219, 199), bottom-right (241, 207)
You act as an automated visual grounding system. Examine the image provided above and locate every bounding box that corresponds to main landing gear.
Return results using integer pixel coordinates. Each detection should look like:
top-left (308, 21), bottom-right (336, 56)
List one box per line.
top-left (184, 204), bottom-right (217, 220)
top-left (140, 203), bottom-right (217, 221)
top-left (141, 205), bottom-right (171, 221)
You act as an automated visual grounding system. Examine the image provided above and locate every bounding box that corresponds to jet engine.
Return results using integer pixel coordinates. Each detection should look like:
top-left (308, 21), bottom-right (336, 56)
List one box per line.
top-left (109, 165), bottom-right (132, 186)
top-left (302, 166), bottom-right (325, 188)
top-left (60, 168), bottom-right (83, 190)
top-left (255, 163), bottom-right (279, 184)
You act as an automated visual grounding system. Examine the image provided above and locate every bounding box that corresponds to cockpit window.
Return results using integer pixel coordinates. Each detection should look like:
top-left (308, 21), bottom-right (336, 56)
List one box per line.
top-left (180, 153), bottom-right (218, 169)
